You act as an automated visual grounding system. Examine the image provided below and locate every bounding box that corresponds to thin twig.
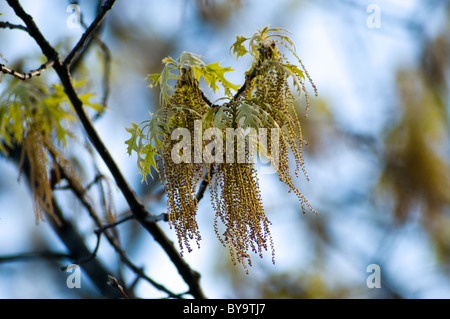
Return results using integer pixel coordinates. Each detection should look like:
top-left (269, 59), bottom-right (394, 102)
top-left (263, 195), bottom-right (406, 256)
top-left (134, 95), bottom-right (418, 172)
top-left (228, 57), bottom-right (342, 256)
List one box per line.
top-left (128, 271), bottom-right (143, 292)
top-left (196, 178), bottom-right (210, 202)
top-left (85, 173), bottom-right (105, 191)
top-left (95, 214), bottom-right (135, 234)
top-left (61, 232), bottom-right (102, 270)
top-left (92, 35), bottom-right (111, 115)
top-left (0, 59), bottom-right (55, 80)
top-left (70, 1), bottom-right (112, 117)
top-left (0, 251), bottom-right (71, 263)
top-left (196, 167), bottom-right (216, 202)
top-left (54, 173), bottom-right (103, 191)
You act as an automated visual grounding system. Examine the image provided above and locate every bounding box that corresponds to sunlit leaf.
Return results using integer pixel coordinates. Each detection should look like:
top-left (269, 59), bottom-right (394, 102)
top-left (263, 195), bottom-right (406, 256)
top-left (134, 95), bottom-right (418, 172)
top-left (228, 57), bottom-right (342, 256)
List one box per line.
top-left (79, 92), bottom-right (104, 112)
top-left (230, 35), bottom-right (249, 59)
top-left (179, 51), bottom-right (205, 69)
top-left (204, 62), bottom-right (240, 92)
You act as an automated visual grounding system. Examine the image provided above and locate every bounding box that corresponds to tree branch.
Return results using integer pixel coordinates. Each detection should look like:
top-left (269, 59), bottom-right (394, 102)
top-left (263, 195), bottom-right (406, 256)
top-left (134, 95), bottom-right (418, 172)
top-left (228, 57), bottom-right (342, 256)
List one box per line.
top-left (0, 59), bottom-right (55, 80)
top-left (93, 211), bottom-right (169, 234)
top-left (64, 0), bottom-right (115, 68)
top-left (196, 177), bottom-right (210, 202)
top-left (94, 214), bottom-right (135, 234)
top-left (107, 275), bottom-right (129, 299)
top-left (7, 0), bottom-right (205, 299)
top-left (0, 21), bottom-right (28, 33)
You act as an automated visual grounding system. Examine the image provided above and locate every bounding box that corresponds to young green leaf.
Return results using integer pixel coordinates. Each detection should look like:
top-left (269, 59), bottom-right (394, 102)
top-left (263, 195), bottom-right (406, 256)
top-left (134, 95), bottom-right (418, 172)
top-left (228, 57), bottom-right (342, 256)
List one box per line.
top-left (79, 92), bottom-right (104, 112)
top-left (179, 51), bottom-right (205, 70)
top-left (204, 62), bottom-right (240, 93)
top-left (146, 73), bottom-right (161, 88)
top-left (236, 102), bottom-right (263, 129)
top-left (203, 107), bottom-right (216, 129)
top-left (146, 112), bottom-right (166, 151)
top-left (158, 64), bottom-right (178, 106)
top-left (214, 104), bottom-right (232, 129)
top-left (138, 144), bottom-right (159, 182)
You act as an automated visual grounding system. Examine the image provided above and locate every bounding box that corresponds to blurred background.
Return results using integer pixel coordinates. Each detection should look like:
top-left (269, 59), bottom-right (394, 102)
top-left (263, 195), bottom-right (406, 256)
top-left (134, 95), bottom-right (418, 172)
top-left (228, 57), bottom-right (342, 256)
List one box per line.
top-left (0, 0), bottom-right (449, 298)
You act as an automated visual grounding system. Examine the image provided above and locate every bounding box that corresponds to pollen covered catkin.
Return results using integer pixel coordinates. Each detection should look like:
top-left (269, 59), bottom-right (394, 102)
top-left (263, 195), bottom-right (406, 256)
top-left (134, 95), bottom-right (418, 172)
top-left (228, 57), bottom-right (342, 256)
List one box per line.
top-left (158, 67), bottom-right (209, 254)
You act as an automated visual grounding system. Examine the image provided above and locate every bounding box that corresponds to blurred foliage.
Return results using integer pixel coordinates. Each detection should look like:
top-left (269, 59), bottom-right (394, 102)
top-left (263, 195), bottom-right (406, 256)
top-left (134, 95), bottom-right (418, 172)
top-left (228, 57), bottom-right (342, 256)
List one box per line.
top-left (379, 27), bottom-right (450, 264)
top-left (0, 76), bottom-right (101, 224)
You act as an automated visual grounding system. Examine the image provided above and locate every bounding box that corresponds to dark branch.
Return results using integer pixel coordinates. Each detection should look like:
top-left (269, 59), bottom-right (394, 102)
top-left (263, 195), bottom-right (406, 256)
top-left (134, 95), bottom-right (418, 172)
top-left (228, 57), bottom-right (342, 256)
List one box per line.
top-left (201, 90), bottom-right (216, 108)
top-left (0, 59), bottom-right (55, 80)
top-left (0, 251), bottom-right (71, 263)
top-left (94, 212), bottom-right (169, 235)
top-left (64, 0), bottom-right (115, 68)
top-left (7, 0), bottom-right (205, 299)
top-left (0, 21), bottom-right (28, 32)
top-left (196, 178), bottom-right (210, 202)
top-left (196, 166), bottom-right (216, 202)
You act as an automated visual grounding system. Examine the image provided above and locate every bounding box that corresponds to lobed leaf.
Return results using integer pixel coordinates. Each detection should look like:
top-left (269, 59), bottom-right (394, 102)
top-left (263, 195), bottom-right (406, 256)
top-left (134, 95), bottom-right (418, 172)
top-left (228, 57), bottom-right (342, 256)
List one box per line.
top-left (236, 102), bottom-right (262, 130)
top-left (138, 144), bottom-right (159, 182)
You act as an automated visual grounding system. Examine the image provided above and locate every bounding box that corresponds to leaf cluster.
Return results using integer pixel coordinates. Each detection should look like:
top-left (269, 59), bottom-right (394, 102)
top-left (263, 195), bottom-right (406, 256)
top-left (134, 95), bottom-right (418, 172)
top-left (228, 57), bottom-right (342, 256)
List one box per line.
top-left (125, 26), bottom-right (318, 272)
